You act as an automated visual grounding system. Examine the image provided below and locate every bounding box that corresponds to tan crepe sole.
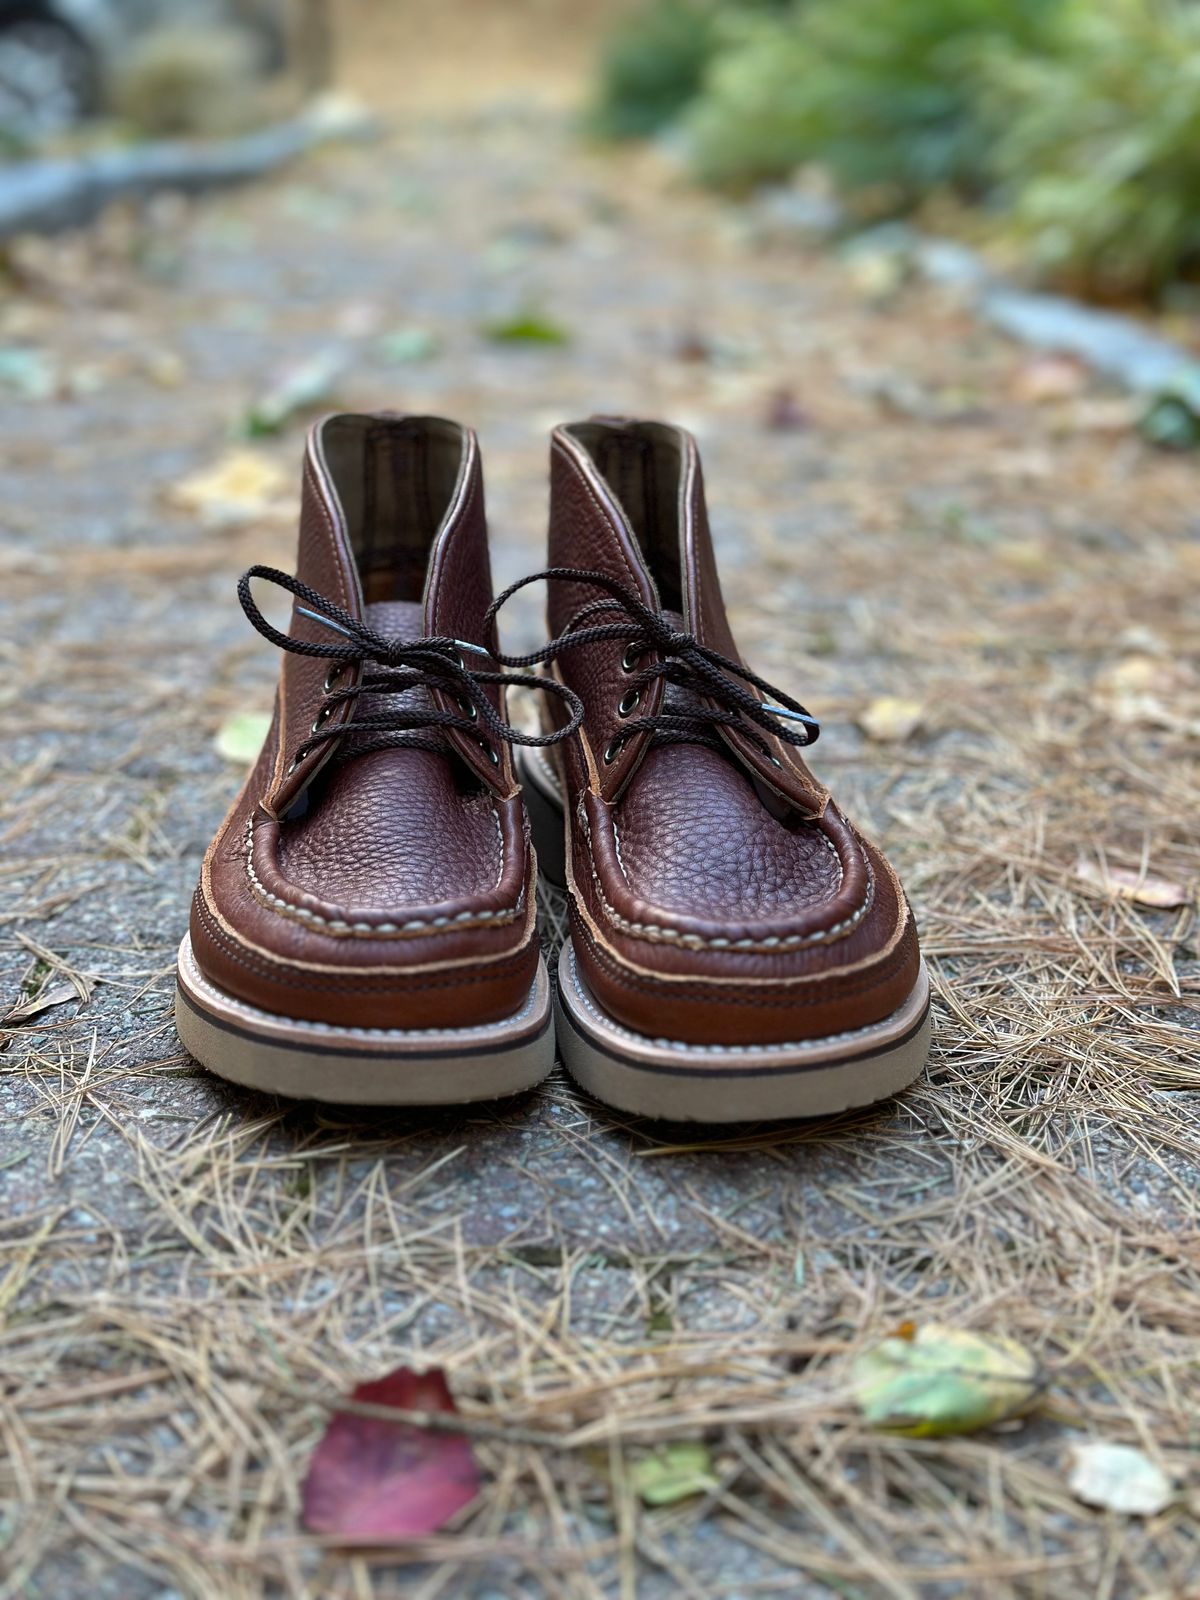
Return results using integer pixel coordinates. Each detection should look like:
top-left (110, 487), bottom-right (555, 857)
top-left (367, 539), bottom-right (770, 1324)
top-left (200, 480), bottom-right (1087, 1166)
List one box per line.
top-left (555, 942), bottom-right (932, 1121)
top-left (174, 933), bottom-right (554, 1105)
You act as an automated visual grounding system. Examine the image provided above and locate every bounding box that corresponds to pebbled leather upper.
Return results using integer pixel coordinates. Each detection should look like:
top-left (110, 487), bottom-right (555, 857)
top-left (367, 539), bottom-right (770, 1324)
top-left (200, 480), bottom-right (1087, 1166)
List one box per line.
top-left (189, 414), bottom-right (538, 1032)
top-left (546, 418), bottom-right (922, 1047)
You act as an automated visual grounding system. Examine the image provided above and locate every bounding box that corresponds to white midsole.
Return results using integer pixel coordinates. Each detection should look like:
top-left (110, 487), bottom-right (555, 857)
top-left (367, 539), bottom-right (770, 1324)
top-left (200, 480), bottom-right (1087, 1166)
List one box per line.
top-left (555, 941), bottom-right (932, 1121)
top-left (174, 934), bottom-right (555, 1104)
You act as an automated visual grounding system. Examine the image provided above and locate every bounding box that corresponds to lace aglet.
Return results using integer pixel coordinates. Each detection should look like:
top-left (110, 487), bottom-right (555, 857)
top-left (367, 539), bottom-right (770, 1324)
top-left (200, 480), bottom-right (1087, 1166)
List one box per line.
top-left (763, 703), bottom-right (820, 732)
top-left (296, 606), bottom-right (356, 640)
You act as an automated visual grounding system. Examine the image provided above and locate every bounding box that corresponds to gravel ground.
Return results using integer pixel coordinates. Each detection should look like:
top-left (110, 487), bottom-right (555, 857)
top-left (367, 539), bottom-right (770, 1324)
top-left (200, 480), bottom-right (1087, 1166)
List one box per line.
top-left (1, 52), bottom-right (1199, 1600)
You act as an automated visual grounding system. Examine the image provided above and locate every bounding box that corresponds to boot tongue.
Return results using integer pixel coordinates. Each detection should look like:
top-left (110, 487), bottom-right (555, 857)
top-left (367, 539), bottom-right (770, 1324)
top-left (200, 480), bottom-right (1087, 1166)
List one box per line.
top-left (656, 609), bottom-right (710, 730)
top-left (342, 600), bottom-right (441, 759)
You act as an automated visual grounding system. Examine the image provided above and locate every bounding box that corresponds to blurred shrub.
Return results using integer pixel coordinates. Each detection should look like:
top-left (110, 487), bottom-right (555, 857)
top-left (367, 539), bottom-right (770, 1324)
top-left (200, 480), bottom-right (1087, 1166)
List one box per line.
top-left (111, 26), bottom-right (263, 138)
top-left (593, 0), bottom-right (1200, 299)
top-left (590, 0), bottom-right (781, 140)
top-left (685, 0), bottom-right (1057, 197)
top-left (986, 0), bottom-right (1200, 298)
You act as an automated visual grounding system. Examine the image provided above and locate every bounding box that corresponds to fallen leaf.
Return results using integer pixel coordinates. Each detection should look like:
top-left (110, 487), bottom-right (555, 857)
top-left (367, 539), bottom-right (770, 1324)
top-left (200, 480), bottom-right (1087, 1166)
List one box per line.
top-left (3, 980), bottom-right (93, 1027)
top-left (1068, 1442), bottom-right (1174, 1516)
top-left (244, 347), bottom-right (349, 436)
top-left (169, 450), bottom-right (287, 527)
top-left (846, 248), bottom-right (909, 301)
top-left (1066, 397), bottom-right (1139, 435)
top-left (1074, 859), bottom-right (1191, 910)
top-left (214, 711), bottom-right (272, 766)
top-left (483, 311), bottom-right (569, 346)
top-left (995, 539), bottom-right (1051, 573)
top-left (301, 1366), bottom-right (480, 1540)
top-left (141, 348), bottom-right (187, 389)
top-left (630, 1442), bottom-right (716, 1506)
top-left (674, 330), bottom-right (710, 364)
top-left (854, 1323), bottom-right (1045, 1437)
top-left (764, 387), bottom-right (809, 432)
top-left (379, 326), bottom-right (441, 365)
top-left (858, 697), bottom-right (924, 743)
top-left (0, 346), bottom-right (56, 399)
top-left (1013, 354), bottom-right (1087, 403)
top-left (1140, 394), bottom-right (1200, 451)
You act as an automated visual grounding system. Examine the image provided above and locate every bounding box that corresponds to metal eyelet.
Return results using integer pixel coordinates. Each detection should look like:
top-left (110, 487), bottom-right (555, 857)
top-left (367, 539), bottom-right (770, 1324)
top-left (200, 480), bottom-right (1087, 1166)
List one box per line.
top-left (458, 696), bottom-right (478, 722)
top-left (603, 737), bottom-right (622, 765)
top-left (311, 705), bottom-right (333, 734)
top-left (479, 740), bottom-right (500, 766)
top-left (769, 754), bottom-right (783, 768)
top-left (617, 688), bottom-right (640, 718)
top-left (287, 754), bottom-right (301, 773)
top-left (621, 643), bottom-right (641, 673)
top-left (323, 663), bottom-right (344, 692)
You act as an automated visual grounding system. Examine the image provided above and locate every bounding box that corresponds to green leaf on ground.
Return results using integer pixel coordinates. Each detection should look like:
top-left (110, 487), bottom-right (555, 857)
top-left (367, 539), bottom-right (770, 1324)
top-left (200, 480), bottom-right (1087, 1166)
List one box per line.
top-left (483, 311), bottom-right (569, 346)
top-left (379, 326), bottom-right (441, 365)
top-left (243, 347), bottom-right (349, 436)
top-left (215, 711), bottom-right (272, 766)
top-left (630, 1442), bottom-right (716, 1506)
top-left (854, 1323), bottom-right (1045, 1437)
top-left (1140, 394), bottom-right (1200, 451)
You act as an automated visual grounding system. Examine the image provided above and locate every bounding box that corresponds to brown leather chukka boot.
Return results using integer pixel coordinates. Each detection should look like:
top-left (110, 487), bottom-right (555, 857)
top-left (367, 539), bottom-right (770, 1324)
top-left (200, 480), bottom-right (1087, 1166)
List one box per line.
top-left (510, 418), bottom-right (931, 1121)
top-left (176, 413), bottom-right (577, 1104)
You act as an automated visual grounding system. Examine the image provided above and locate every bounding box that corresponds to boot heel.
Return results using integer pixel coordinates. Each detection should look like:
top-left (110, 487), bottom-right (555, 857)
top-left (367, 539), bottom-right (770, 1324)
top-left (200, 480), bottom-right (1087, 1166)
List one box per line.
top-left (515, 746), bottom-right (567, 889)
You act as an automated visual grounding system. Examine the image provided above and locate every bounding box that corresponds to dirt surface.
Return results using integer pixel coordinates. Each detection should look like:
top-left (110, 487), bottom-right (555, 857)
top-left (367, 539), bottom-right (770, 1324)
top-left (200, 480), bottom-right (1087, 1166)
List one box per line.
top-left (2, 29), bottom-right (1199, 1600)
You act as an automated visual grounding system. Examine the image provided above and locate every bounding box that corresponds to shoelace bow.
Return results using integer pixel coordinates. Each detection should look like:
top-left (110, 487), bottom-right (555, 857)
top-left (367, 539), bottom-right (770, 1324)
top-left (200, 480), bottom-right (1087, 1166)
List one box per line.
top-left (484, 567), bottom-right (819, 766)
top-left (237, 565), bottom-right (583, 769)
top-left (239, 564), bottom-right (818, 775)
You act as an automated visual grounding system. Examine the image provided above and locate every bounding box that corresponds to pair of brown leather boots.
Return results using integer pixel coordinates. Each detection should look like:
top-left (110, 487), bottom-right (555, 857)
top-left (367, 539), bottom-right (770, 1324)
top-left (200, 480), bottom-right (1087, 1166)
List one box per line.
top-left (176, 413), bottom-right (929, 1121)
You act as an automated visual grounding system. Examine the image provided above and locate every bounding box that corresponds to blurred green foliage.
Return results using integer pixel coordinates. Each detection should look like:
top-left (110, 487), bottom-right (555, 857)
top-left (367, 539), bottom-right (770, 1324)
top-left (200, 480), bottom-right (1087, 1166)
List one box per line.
top-left (593, 0), bottom-right (1200, 299)
top-left (687, 0), bottom-right (1055, 196)
top-left (589, 0), bottom-right (784, 140)
top-left (987, 0), bottom-right (1200, 297)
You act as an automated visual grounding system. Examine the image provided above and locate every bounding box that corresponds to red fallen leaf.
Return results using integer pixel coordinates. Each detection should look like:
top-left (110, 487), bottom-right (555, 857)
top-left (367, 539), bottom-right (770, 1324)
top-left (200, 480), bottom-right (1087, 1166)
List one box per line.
top-left (301, 1366), bottom-right (481, 1540)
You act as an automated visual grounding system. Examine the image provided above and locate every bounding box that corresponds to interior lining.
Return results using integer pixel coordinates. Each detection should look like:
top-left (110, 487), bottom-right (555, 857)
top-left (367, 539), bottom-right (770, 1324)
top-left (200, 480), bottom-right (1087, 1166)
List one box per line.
top-left (568, 420), bottom-right (684, 610)
top-left (320, 414), bottom-right (466, 604)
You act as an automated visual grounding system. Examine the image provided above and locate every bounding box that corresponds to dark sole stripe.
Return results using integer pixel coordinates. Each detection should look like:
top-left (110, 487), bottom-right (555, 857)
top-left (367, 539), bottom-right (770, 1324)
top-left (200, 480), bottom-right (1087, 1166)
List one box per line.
top-left (560, 988), bottom-right (931, 1081)
top-left (177, 981), bottom-right (553, 1063)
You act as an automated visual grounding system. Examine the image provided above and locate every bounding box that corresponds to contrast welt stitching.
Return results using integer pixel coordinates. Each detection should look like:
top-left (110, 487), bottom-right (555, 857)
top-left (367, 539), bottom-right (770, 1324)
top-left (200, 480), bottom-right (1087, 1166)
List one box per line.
top-left (491, 807), bottom-right (504, 890)
top-left (243, 817), bottom-right (521, 937)
top-left (183, 943), bottom-right (542, 1040)
top-left (567, 946), bottom-right (919, 1055)
top-left (576, 912), bottom-right (917, 1007)
top-left (194, 893), bottom-right (534, 994)
top-left (581, 811), bottom-right (872, 952)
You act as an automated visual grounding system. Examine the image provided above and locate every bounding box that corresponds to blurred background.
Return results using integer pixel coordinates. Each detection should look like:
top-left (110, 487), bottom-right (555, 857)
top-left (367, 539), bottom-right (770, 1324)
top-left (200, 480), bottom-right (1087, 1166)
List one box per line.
top-left (3, 0), bottom-right (1198, 305)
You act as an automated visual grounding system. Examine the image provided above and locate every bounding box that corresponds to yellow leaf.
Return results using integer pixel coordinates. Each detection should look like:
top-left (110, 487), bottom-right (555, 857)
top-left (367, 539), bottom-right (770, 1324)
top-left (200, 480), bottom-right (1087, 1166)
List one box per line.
top-left (170, 449), bottom-right (287, 527)
top-left (858, 697), bottom-right (924, 743)
top-left (853, 1323), bottom-right (1045, 1437)
top-left (1074, 858), bottom-right (1192, 910)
